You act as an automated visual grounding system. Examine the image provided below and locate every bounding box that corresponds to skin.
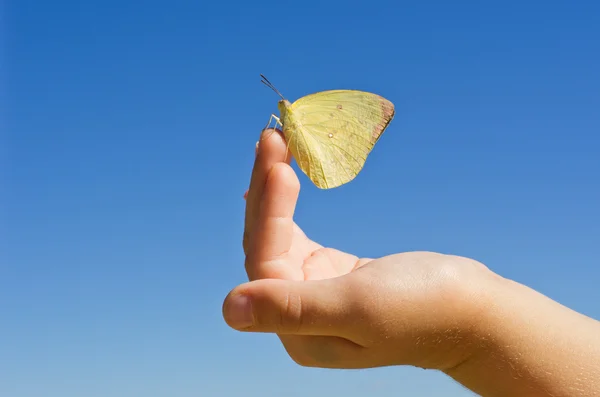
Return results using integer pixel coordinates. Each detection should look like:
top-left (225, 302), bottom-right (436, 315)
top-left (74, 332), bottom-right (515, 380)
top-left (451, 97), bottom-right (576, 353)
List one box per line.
top-left (223, 128), bottom-right (600, 396)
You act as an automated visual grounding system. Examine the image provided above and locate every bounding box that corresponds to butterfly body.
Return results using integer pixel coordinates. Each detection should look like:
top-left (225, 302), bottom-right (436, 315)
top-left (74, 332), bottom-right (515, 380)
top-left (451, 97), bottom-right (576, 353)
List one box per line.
top-left (261, 76), bottom-right (395, 189)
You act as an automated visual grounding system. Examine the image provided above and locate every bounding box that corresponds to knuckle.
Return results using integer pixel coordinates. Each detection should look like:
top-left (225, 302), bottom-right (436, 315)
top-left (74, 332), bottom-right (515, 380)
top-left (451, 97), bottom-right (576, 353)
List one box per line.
top-left (249, 283), bottom-right (304, 332)
top-left (436, 254), bottom-right (487, 286)
top-left (436, 257), bottom-right (464, 282)
top-left (278, 291), bottom-right (304, 334)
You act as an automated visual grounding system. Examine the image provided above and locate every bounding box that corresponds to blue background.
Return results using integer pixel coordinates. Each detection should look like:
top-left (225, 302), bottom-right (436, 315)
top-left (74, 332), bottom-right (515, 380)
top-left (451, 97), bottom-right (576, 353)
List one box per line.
top-left (2, 0), bottom-right (599, 396)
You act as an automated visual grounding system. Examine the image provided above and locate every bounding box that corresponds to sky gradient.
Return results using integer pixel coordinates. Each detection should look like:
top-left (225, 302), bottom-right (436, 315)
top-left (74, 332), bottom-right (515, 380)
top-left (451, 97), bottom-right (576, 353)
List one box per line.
top-left (2, 0), bottom-right (600, 396)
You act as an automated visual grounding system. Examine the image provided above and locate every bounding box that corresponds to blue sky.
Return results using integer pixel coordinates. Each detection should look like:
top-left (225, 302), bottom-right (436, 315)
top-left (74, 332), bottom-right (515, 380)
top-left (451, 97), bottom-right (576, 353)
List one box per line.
top-left (2, 0), bottom-right (599, 396)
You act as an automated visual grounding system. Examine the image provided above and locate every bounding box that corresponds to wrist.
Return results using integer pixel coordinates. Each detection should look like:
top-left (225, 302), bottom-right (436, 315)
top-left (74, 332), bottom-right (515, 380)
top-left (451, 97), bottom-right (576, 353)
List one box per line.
top-left (440, 273), bottom-right (531, 393)
top-left (443, 271), bottom-right (600, 396)
top-left (431, 264), bottom-right (505, 372)
top-left (403, 259), bottom-right (507, 372)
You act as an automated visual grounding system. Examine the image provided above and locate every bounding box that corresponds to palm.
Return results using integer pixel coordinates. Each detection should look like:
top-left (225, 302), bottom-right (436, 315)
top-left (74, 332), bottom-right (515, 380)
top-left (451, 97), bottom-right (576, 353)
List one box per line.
top-left (283, 222), bottom-right (371, 281)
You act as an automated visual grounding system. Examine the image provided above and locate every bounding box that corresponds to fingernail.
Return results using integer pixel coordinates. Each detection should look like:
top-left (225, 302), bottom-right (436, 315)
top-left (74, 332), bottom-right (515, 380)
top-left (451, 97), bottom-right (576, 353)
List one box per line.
top-left (225, 295), bottom-right (253, 329)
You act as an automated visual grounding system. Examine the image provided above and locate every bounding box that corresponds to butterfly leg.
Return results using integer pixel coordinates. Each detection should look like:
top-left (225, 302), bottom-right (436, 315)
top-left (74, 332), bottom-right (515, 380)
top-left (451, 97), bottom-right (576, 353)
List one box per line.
top-left (263, 114), bottom-right (283, 131)
top-left (260, 114), bottom-right (284, 144)
top-left (259, 114), bottom-right (291, 162)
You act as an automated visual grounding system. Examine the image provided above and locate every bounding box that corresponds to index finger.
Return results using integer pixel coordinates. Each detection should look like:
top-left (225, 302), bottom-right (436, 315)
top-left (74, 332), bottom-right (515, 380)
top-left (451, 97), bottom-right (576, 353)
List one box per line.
top-left (243, 128), bottom-right (290, 254)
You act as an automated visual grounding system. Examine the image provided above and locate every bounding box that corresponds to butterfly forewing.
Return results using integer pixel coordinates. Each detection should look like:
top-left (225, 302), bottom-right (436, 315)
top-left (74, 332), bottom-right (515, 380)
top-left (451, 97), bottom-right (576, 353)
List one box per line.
top-left (289, 90), bottom-right (395, 189)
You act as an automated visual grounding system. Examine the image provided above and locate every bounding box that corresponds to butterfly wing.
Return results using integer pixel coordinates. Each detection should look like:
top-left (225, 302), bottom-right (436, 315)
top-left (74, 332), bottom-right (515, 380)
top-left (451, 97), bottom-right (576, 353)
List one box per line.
top-left (288, 90), bottom-right (395, 189)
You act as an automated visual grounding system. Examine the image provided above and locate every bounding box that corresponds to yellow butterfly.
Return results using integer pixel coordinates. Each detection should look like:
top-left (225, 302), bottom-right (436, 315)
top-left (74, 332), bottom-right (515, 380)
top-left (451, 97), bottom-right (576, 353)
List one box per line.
top-left (260, 74), bottom-right (395, 189)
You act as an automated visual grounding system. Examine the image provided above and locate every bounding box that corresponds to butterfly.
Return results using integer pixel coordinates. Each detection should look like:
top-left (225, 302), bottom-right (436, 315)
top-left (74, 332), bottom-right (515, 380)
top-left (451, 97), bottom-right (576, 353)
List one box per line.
top-left (260, 74), bottom-right (395, 189)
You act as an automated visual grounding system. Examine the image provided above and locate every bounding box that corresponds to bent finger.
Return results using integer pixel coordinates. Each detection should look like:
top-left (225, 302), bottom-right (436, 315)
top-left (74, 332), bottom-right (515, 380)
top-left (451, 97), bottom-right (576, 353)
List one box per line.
top-left (222, 277), bottom-right (361, 342)
top-left (245, 162), bottom-right (300, 280)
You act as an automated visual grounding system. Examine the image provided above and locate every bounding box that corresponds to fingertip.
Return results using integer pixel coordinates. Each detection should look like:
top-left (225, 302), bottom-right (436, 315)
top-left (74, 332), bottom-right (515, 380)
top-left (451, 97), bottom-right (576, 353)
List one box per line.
top-left (222, 289), bottom-right (254, 330)
top-left (259, 127), bottom-right (283, 142)
top-left (259, 128), bottom-right (288, 160)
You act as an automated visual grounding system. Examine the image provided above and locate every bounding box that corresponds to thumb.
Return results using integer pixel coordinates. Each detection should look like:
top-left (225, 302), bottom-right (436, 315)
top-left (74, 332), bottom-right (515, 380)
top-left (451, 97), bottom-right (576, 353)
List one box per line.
top-left (222, 277), bottom-right (356, 337)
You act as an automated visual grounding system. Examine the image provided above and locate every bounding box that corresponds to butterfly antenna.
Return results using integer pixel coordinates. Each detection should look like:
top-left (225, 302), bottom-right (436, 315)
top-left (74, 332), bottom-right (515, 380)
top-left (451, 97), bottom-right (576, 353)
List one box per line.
top-left (260, 74), bottom-right (285, 100)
